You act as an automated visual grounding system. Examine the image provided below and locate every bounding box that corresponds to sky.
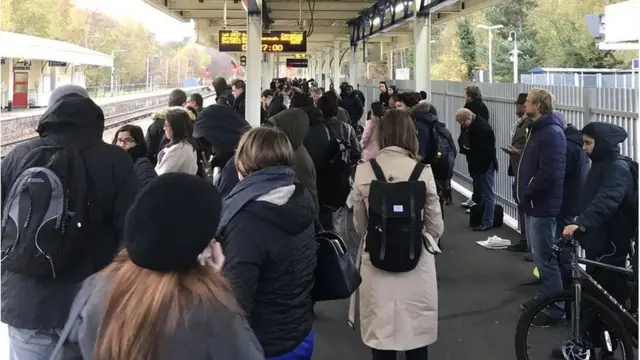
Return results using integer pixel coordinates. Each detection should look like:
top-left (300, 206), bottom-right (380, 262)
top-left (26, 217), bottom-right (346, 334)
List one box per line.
top-left (75, 0), bottom-right (196, 43)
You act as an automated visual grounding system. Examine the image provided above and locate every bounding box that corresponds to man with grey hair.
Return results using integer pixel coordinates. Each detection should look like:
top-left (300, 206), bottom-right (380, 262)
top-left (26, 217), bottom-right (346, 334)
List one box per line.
top-left (456, 108), bottom-right (497, 231)
top-left (1, 84), bottom-right (139, 358)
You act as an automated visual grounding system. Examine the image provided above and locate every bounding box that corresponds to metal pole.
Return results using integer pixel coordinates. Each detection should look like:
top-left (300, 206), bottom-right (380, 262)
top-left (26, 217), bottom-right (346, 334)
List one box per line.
top-left (349, 46), bottom-right (357, 86)
top-left (490, 30), bottom-right (494, 83)
top-left (513, 42), bottom-right (519, 84)
top-left (333, 40), bottom-right (341, 94)
top-left (145, 57), bottom-right (150, 91)
top-left (246, 13), bottom-right (263, 127)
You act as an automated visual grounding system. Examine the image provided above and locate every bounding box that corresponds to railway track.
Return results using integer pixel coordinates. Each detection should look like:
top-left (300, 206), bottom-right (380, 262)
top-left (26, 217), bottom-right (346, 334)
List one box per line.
top-left (1, 92), bottom-right (215, 158)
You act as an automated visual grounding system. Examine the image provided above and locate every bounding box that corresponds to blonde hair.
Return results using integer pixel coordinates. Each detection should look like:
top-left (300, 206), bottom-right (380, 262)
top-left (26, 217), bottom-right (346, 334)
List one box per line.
top-left (235, 126), bottom-right (294, 177)
top-left (376, 110), bottom-right (419, 160)
top-left (455, 108), bottom-right (473, 123)
top-left (95, 250), bottom-right (239, 360)
top-left (529, 88), bottom-right (555, 115)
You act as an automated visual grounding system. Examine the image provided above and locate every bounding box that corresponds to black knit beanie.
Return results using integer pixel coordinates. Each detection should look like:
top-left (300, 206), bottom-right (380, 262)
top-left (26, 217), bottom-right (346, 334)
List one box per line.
top-left (124, 173), bottom-right (222, 272)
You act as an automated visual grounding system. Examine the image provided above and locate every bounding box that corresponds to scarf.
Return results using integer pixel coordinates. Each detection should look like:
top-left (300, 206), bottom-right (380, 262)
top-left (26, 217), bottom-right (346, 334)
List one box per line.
top-left (218, 165), bottom-right (295, 234)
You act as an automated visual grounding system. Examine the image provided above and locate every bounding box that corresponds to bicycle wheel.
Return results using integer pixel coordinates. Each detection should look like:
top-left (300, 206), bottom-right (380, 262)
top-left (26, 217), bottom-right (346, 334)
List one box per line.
top-left (515, 291), bottom-right (634, 360)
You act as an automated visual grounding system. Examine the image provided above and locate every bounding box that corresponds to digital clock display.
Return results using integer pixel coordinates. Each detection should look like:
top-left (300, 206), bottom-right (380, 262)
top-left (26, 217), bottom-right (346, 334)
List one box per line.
top-left (218, 30), bottom-right (307, 53)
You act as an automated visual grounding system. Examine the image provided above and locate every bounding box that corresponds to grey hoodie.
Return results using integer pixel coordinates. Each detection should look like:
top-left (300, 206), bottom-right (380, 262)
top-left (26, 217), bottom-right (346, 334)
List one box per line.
top-left (67, 273), bottom-right (264, 360)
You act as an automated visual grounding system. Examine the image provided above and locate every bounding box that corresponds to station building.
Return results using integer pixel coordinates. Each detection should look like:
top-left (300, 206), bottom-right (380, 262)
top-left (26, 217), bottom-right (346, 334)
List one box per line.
top-left (0, 31), bottom-right (113, 109)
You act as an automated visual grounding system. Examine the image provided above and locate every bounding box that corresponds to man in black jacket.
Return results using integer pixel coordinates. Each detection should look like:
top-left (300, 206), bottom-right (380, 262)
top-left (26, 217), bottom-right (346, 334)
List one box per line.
top-left (145, 88), bottom-right (187, 165)
top-left (1, 85), bottom-right (139, 358)
top-left (340, 85), bottom-right (364, 128)
top-left (231, 79), bottom-right (246, 119)
top-left (456, 108), bottom-right (497, 231)
top-left (561, 122), bottom-right (634, 359)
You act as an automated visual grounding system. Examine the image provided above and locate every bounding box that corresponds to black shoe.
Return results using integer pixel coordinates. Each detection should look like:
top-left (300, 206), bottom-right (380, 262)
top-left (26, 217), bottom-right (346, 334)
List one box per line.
top-left (507, 242), bottom-right (528, 252)
top-left (531, 312), bottom-right (564, 327)
top-left (599, 350), bottom-right (619, 360)
top-left (524, 253), bottom-right (534, 262)
top-left (472, 225), bottom-right (492, 231)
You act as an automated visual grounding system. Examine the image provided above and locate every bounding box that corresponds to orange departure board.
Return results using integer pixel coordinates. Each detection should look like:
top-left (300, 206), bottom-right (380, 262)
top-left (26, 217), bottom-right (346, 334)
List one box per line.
top-left (219, 30), bottom-right (307, 53)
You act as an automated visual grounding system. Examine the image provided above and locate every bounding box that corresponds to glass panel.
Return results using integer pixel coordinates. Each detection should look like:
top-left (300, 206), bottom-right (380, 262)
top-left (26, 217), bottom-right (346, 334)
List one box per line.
top-left (15, 84), bottom-right (27, 93)
top-left (14, 73), bottom-right (28, 82)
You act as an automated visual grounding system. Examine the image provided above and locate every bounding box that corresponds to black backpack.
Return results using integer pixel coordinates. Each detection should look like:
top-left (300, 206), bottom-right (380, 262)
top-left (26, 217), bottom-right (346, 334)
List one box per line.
top-left (429, 122), bottom-right (456, 180)
top-left (318, 124), bottom-right (351, 209)
top-left (1, 142), bottom-right (100, 278)
top-left (365, 159), bottom-right (429, 273)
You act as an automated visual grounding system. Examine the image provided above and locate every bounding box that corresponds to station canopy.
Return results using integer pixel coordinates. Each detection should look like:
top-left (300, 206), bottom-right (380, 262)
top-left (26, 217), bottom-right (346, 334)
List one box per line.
top-left (0, 31), bottom-right (114, 67)
top-left (143, 0), bottom-right (500, 58)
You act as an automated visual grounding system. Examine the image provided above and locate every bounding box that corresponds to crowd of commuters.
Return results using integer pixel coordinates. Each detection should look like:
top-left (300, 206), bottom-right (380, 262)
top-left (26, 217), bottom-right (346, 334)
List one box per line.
top-left (0, 77), bottom-right (636, 360)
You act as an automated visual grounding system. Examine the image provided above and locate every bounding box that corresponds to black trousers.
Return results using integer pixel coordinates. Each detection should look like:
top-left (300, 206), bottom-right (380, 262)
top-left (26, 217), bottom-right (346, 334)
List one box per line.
top-left (371, 346), bottom-right (429, 360)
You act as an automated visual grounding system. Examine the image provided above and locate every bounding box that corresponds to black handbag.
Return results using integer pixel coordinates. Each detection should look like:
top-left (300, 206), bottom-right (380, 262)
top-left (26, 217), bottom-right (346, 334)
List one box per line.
top-left (312, 221), bottom-right (362, 302)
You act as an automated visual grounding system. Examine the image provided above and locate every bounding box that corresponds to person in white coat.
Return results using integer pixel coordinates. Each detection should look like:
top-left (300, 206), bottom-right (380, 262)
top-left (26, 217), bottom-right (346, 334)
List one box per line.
top-left (155, 107), bottom-right (199, 175)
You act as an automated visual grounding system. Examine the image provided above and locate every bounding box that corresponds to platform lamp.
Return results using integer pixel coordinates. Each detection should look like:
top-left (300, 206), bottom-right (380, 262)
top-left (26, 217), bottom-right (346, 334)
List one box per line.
top-left (110, 50), bottom-right (126, 97)
top-left (508, 31), bottom-right (522, 84)
top-left (477, 24), bottom-right (504, 83)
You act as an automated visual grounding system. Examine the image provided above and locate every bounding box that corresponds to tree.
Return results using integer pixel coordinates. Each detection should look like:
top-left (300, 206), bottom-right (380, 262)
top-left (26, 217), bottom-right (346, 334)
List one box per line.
top-left (5, 0), bottom-right (52, 37)
top-left (529, 0), bottom-right (628, 69)
top-left (432, 21), bottom-right (467, 81)
top-left (483, 0), bottom-right (541, 82)
top-left (457, 18), bottom-right (478, 81)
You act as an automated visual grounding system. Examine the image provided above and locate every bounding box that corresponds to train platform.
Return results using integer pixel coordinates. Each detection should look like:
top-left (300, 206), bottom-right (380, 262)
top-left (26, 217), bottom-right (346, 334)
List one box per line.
top-left (0, 189), bottom-right (533, 359)
top-left (0, 86), bottom-right (208, 121)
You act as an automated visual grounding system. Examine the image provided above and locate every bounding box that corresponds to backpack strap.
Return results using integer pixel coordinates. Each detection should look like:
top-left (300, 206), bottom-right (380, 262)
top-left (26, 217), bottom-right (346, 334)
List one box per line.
top-left (409, 162), bottom-right (426, 181)
top-left (369, 159), bottom-right (387, 182)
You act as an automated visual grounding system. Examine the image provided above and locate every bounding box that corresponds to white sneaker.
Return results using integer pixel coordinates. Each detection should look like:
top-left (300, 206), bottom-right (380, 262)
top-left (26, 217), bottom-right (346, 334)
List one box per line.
top-left (461, 198), bottom-right (474, 207)
top-left (466, 208), bottom-right (471, 214)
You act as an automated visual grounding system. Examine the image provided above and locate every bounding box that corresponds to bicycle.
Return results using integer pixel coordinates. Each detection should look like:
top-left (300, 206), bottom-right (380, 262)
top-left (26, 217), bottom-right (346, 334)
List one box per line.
top-left (515, 236), bottom-right (638, 360)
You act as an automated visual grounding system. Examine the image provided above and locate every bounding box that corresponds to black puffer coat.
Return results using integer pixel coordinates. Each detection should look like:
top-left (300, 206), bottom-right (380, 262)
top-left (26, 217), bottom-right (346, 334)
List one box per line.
top-left (221, 184), bottom-right (316, 357)
top-left (127, 144), bottom-right (157, 188)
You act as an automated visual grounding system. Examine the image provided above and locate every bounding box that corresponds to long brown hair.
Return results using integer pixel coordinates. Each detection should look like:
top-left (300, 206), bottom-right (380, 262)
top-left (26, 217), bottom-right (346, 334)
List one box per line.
top-left (376, 109), bottom-right (420, 160)
top-left (94, 250), bottom-right (240, 360)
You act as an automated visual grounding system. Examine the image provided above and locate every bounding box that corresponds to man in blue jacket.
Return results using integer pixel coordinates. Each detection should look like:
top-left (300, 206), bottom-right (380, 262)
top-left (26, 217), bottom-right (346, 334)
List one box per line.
top-left (516, 88), bottom-right (567, 323)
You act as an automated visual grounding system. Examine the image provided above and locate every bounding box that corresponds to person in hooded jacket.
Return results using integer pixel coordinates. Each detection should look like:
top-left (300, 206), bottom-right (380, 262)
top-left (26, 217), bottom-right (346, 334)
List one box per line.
top-left (146, 89), bottom-right (188, 165)
top-left (66, 173), bottom-right (264, 360)
top-left (560, 122), bottom-right (635, 360)
top-left (555, 122), bottom-right (589, 285)
top-left (219, 127), bottom-right (317, 360)
top-left (213, 77), bottom-right (235, 107)
top-left (193, 104), bottom-right (251, 171)
top-left (516, 89), bottom-right (567, 324)
top-left (289, 92), bottom-right (332, 183)
top-left (217, 108), bottom-right (319, 214)
top-left (113, 124), bottom-right (157, 187)
top-left (1, 85), bottom-right (140, 358)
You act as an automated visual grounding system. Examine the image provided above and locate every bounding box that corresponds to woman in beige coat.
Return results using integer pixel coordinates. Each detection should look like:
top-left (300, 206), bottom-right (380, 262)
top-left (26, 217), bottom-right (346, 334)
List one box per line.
top-left (351, 110), bottom-right (444, 360)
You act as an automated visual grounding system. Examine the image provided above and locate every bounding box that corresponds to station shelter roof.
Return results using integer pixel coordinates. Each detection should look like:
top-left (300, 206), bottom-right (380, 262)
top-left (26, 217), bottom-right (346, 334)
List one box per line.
top-left (0, 31), bottom-right (114, 67)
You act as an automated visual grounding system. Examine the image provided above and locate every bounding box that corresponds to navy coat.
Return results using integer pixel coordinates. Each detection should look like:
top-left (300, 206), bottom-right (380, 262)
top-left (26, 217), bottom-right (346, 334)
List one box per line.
top-left (516, 112), bottom-right (566, 217)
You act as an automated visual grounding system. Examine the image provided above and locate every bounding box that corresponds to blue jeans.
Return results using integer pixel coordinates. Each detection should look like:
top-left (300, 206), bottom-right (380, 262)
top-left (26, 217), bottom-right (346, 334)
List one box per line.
top-left (525, 214), bottom-right (564, 318)
top-left (267, 329), bottom-right (314, 360)
top-left (473, 167), bottom-right (496, 227)
top-left (8, 326), bottom-right (81, 360)
top-left (556, 215), bottom-right (574, 288)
